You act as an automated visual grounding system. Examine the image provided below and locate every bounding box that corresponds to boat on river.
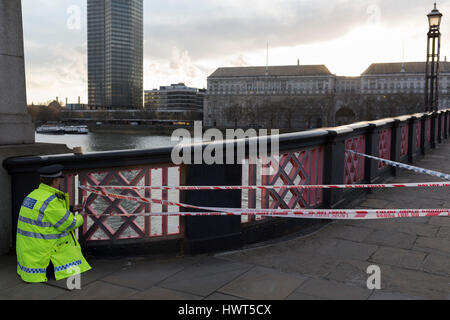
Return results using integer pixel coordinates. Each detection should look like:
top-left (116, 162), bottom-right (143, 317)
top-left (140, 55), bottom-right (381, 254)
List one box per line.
top-left (36, 125), bottom-right (89, 135)
top-left (64, 125), bottom-right (89, 134)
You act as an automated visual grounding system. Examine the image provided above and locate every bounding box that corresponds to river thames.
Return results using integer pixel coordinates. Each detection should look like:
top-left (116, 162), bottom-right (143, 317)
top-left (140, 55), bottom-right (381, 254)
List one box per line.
top-left (36, 131), bottom-right (176, 152)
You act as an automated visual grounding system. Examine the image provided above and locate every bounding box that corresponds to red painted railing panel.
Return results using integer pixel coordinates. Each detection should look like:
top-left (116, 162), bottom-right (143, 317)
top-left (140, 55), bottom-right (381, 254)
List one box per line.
top-left (265, 146), bottom-right (324, 209)
top-left (242, 145), bottom-right (324, 223)
top-left (435, 117), bottom-right (439, 139)
top-left (400, 125), bottom-right (409, 158)
top-left (72, 165), bottom-right (182, 243)
top-left (344, 135), bottom-right (365, 184)
top-left (416, 121), bottom-right (422, 149)
top-left (378, 129), bottom-right (392, 169)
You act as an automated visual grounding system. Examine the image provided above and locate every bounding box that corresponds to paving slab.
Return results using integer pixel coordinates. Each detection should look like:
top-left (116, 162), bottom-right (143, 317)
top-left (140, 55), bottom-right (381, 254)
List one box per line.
top-left (376, 264), bottom-right (450, 299)
top-left (325, 260), bottom-right (371, 288)
top-left (271, 235), bottom-right (379, 261)
top-left (0, 263), bottom-right (23, 291)
top-left (204, 292), bottom-right (246, 300)
top-left (159, 257), bottom-right (253, 297)
top-left (437, 227), bottom-right (450, 238)
top-left (429, 217), bottom-right (450, 228)
top-left (324, 258), bottom-right (450, 299)
top-left (55, 280), bottom-right (139, 300)
top-left (127, 286), bottom-right (203, 300)
top-left (413, 236), bottom-right (450, 255)
top-left (363, 230), bottom-right (417, 249)
top-left (317, 223), bottom-right (374, 242)
top-left (358, 198), bottom-right (392, 208)
top-left (307, 238), bottom-right (378, 260)
top-left (292, 278), bottom-right (372, 300)
top-left (0, 282), bottom-right (67, 300)
top-left (100, 257), bottom-right (198, 291)
top-left (368, 291), bottom-right (422, 300)
top-left (369, 246), bottom-right (427, 270)
top-left (340, 219), bottom-right (437, 236)
top-left (422, 254), bottom-right (450, 277)
top-left (46, 258), bottom-right (129, 290)
top-left (220, 247), bottom-right (342, 278)
top-left (286, 291), bottom-right (326, 300)
top-left (218, 266), bottom-right (307, 300)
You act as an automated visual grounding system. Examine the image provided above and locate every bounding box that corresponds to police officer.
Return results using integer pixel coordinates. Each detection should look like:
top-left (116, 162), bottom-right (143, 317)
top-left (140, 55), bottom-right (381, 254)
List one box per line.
top-left (16, 164), bottom-right (91, 283)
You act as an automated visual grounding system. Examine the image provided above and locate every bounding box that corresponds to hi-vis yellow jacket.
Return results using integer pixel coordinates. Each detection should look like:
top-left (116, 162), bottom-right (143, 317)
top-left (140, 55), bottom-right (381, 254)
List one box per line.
top-left (16, 183), bottom-right (91, 282)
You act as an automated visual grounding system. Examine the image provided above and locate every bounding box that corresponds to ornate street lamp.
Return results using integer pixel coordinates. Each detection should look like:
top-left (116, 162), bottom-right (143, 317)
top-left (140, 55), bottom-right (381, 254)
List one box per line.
top-left (425, 3), bottom-right (443, 112)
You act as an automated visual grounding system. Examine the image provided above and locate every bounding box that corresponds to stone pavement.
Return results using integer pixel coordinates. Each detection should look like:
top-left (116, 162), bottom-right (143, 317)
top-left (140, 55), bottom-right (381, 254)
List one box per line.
top-left (0, 142), bottom-right (449, 300)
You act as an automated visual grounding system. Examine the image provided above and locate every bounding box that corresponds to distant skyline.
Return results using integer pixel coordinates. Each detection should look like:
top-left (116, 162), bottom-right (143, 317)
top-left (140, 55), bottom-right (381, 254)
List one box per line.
top-left (22, 0), bottom-right (450, 104)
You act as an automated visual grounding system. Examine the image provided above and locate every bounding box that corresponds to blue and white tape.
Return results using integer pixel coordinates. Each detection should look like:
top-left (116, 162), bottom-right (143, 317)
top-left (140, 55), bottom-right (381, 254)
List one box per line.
top-left (346, 150), bottom-right (450, 181)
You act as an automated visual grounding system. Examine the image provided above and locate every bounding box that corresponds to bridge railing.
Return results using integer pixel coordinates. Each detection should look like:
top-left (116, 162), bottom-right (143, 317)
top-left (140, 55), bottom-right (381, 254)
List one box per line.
top-left (3, 108), bottom-right (449, 255)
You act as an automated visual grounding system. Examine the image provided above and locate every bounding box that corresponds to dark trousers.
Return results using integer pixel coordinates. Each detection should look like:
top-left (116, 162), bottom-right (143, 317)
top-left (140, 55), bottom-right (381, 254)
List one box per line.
top-left (46, 261), bottom-right (55, 280)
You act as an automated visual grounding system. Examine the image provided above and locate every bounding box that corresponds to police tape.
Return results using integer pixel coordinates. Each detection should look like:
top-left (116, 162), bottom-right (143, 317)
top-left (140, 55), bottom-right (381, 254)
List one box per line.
top-left (79, 182), bottom-right (450, 191)
top-left (79, 185), bottom-right (449, 220)
top-left (80, 209), bottom-right (449, 219)
top-left (346, 150), bottom-right (450, 181)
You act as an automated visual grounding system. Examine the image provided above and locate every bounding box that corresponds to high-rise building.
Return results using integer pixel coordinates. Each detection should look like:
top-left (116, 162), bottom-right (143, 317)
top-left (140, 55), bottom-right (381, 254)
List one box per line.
top-left (88, 0), bottom-right (143, 110)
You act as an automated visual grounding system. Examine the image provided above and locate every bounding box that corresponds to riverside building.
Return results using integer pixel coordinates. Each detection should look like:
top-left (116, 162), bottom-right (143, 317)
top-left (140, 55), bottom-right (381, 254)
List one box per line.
top-left (205, 62), bottom-right (450, 128)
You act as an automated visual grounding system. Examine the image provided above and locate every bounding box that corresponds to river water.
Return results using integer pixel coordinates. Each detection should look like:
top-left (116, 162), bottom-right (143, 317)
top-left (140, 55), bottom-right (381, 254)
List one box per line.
top-left (36, 131), bottom-right (176, 152)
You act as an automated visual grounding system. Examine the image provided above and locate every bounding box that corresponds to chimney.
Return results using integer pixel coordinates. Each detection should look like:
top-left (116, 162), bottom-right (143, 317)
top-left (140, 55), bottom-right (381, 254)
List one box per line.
top-left (297, 59), bottom-right (300, 66)
top-left (78, 96), bottom-right (81, 104)
top-left (445, 56), bottom-right (447, 62)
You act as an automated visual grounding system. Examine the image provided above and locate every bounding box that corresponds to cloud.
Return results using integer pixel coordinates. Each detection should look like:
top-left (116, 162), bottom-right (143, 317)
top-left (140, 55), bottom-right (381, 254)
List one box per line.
top-left (144, 47), bottom-right (206, 89)
top-left (145, 0), bottom-right (368, 60)
top-left (144, 0), bottom-right (450, 61)
top-left (24, 39), bottom-right (87, 104)
top-left (21, 0), bottom-right (450, 103)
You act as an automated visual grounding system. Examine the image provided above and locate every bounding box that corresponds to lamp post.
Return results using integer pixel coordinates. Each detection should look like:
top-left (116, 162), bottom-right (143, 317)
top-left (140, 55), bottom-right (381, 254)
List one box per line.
top-left (425, 3), bottom-right (443, 112)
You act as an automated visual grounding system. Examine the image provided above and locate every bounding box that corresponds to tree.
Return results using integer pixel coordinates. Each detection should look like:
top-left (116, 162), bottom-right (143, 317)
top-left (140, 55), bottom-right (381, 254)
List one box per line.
top-left (260, 99), bottom-right (280, 129)
top-left (278, 98), bottom-right (297, 129)
top-left (27, 100), bottom-right (62, 123)
top-left (224, 103), bottom-right (244, 128)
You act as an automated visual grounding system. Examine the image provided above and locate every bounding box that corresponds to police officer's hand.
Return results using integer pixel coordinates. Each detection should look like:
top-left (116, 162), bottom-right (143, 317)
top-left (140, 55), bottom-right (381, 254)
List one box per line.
top-left (73, 204), bottom-right (84, 212)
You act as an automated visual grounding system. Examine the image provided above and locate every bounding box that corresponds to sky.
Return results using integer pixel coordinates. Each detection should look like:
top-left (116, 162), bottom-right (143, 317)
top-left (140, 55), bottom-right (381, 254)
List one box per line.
top-left (21, 0), bottom-right (450, 105)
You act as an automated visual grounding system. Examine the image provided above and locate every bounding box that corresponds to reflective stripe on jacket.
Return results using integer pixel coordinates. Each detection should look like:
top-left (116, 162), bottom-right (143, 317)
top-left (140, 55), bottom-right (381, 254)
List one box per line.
top-left (16, 183), bottom-right (91, 283)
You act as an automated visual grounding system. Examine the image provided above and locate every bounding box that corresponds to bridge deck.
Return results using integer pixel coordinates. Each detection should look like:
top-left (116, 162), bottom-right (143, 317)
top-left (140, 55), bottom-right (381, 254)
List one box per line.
top-left (0, 141), bottom-right (449, 299)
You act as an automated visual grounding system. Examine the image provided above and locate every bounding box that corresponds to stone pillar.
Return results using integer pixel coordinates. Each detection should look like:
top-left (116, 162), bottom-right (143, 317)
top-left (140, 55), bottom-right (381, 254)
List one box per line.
top-left (0, 0), bottom-right (34, 144)
top-left (0, 1), bottom-right (71, 255)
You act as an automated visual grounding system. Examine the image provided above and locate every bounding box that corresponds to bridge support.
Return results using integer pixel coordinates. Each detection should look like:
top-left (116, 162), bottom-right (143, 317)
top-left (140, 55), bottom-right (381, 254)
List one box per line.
top-left (0, 1), bottom-right (33, 145)
top-left (0, 1), bottom-right (71, 255)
